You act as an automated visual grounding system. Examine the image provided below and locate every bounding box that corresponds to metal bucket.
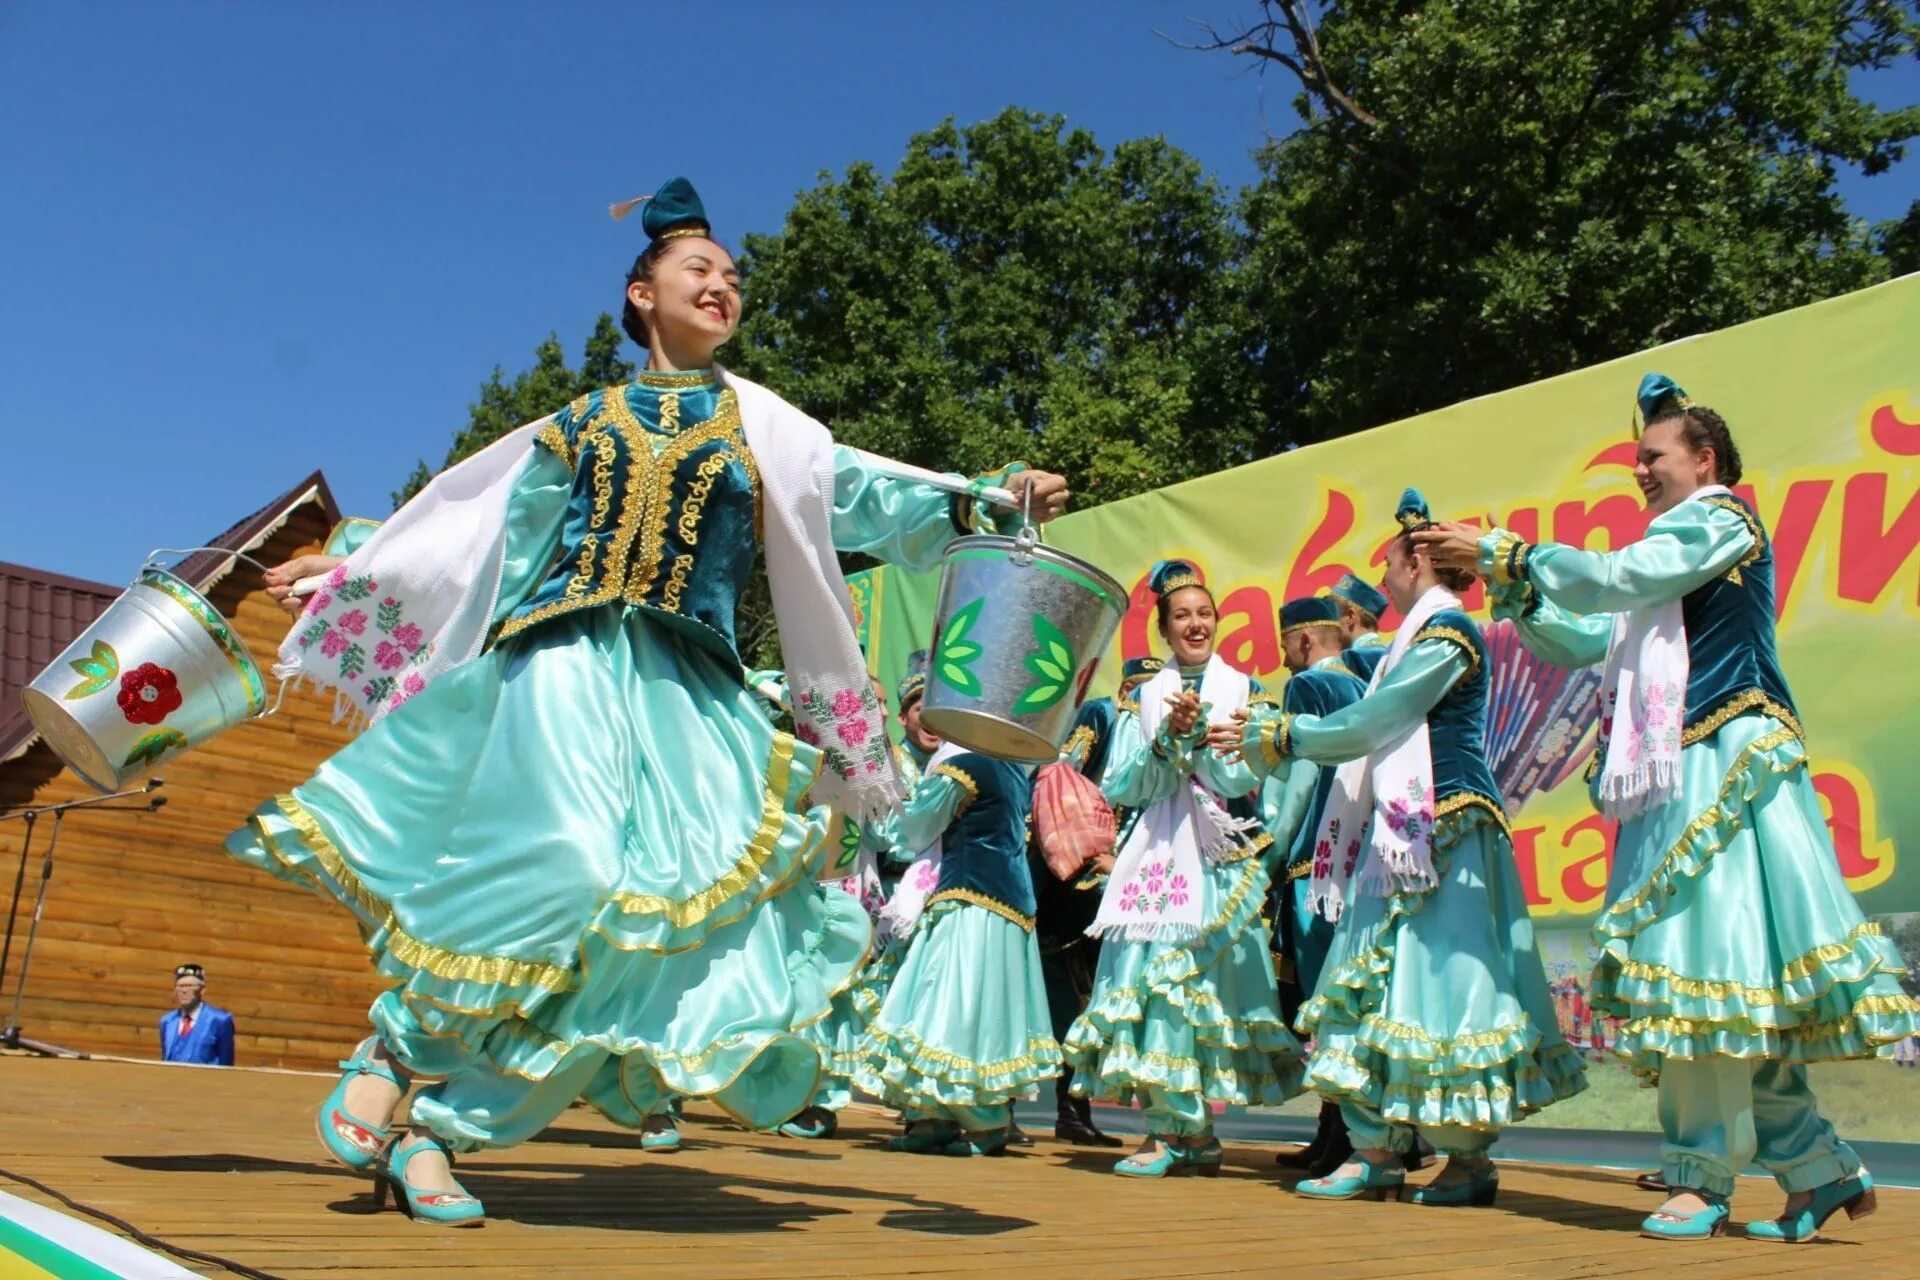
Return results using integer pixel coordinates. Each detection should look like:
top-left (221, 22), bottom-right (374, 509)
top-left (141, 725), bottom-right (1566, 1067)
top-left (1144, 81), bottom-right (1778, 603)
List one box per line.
top-left (919, 528), bottom-right (1127, 762)
top-left (21, 552), bottom-right (270, 793)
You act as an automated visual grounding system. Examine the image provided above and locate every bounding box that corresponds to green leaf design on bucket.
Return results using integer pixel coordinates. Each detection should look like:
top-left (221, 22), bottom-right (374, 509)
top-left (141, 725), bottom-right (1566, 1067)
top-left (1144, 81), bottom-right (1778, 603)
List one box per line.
top-left (123, 728), bottom-right (187, 770)
top-left (1012, 615), bottom-right (1077, 715)
top-left (64, 640), bottom-right (120, 700)
top-left (936, 598), bottom-right (986, 696)
top-left (836, 817), bottom-right (862, 870)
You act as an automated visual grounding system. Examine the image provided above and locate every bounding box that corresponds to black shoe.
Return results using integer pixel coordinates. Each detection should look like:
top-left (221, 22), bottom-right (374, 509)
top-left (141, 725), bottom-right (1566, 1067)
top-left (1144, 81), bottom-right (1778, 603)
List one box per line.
top-left (1304, 1131), bottom-right (1355, 1180)
top-left (1055, 1116), bottom-right (1125, 1148)
top-left (1008, 1120), bottom-right (1036, 1148)
top-left (1636, 1170), bottom-right (1669, 1193)
top-left (1277, 1103), bottom-right (1340, 1168)
top-left (1400, 1130), bottom-right (1436, 1173)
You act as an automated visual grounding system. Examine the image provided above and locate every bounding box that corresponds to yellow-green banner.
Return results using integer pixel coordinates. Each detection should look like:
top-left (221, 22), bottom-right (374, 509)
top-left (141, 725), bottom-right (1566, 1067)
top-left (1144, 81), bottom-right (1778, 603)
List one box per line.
top-left (853, 274), bottom-right (1920, 1134)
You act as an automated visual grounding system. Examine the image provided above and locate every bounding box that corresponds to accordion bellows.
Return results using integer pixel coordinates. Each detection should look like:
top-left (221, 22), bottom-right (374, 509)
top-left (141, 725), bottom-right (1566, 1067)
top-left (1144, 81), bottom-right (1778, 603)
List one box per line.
top-left (1032, 760), bottom-right (1116, 882)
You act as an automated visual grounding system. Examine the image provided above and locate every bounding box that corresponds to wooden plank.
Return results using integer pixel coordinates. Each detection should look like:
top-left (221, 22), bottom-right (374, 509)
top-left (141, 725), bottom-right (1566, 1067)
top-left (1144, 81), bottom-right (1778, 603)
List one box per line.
top-left (0, 1058), bottom-right (1913, 1280)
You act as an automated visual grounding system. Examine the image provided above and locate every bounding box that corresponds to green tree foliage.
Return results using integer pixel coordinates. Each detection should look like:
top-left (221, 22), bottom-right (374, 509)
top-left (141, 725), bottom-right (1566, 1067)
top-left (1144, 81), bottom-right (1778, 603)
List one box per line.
top-left (1190, 0), bottom-right (1920, 445)
top-left (390, 314), bottom-right (633, 507)
top-left (724, 109), bottom-right (1257, 504)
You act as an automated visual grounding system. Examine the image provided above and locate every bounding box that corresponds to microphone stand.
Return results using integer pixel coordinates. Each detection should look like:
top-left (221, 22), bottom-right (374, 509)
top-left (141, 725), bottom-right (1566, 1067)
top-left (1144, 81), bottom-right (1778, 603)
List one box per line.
top-left (0, 780), bottom-right (165, 1057)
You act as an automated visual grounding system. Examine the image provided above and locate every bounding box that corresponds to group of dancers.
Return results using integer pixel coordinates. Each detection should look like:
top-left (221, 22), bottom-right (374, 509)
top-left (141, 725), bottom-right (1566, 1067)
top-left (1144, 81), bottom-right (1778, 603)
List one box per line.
top-left (225, 177), bottom-right (1915, 1243)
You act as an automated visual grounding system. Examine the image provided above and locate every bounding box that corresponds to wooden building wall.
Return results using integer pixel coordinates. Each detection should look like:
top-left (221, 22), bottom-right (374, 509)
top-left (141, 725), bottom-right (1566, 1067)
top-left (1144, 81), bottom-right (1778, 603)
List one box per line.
top-left (0, 503), bottom-right (388, 1069)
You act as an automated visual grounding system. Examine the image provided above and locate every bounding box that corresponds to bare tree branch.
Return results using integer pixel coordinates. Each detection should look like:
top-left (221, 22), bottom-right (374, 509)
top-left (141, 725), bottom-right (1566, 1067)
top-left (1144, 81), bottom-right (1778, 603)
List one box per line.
top-left (1163, 3), bottom-right (1382, 129)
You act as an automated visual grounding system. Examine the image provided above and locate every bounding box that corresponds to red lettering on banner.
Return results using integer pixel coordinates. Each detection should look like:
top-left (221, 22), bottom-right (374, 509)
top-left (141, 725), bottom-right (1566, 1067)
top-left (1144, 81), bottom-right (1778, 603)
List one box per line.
top-left (1497, 506), bottom-right (1542, 546)
top-left (1747, 479), bottom-right (1832, 620)
top-left (1120, 573), bottom-right (1159, 659)
top-left (1587, 441), bottom-right (1640, 471)
top-left (1511, 826), bottom-right (1547, 906)
top-left (1870, 400), bottom-right (1920, 456)
top-left (1286, 489), bottom-right (1360, 602)
top-left (1837, 472), bottom-right (1920, 605)
top-left (1217, 585), bottom-right (1279, 672)
top-left (1553, 495), bottom-right (1650, 552)
top-left (1558, 813), bottom-right (1615, 912)
top-left (1815, 770), bottom-right (1879, 883)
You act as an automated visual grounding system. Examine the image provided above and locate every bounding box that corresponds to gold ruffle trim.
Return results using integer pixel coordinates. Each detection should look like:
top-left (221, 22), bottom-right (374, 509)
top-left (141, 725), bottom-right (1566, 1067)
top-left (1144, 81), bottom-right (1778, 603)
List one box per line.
top-left (1356, 1013), bottom-right (1532, 1053)
top-left (869, 1025), bottom-right (1059, 1079)
top-left (1615, 922), bottom-right (1900, 1005)
top-left (265, 732), bottom-right (803, 994)
top-left (1604, 724), bottom-right (1803, 920)
top-left (1621, 991), bottom-right (1920, 1045)
top-left (610, 735), bottom-right (796, 925)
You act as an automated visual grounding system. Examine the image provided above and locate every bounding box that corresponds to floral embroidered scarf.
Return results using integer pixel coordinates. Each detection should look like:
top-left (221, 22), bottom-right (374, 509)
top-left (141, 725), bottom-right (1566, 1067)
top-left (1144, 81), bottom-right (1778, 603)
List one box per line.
top-left (1307, 585), bottom-right (1458, 921)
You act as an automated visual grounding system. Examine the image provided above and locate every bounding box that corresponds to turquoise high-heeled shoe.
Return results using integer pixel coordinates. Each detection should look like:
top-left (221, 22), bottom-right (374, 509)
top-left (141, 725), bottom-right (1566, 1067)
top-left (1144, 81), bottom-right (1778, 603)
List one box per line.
top-left (1639, 1191), bottom-right (1730, 1240)
top-left (888, 1121), bottom-right (959, 1153)
top-left (942, 1128), bottom-right (1009, 1158)
top-left (315, 1038), bottom-right (409, 1173)
top-left (1296, 1154), bottom-right (1406, 1201)
top-left (1114, 1136), bottom-right (1203, 1178)
top-left (1745, 1171), bottom-right (1876, 1243)
top-left (779, 1106), bottom-right (839, 1140)
top-left (375, 1134), bottom-right (485, 1228)
top-left (641, 1119), bottom-right (683, 1153)
top-left (1409, 1160), bottom-right (1499, 1207)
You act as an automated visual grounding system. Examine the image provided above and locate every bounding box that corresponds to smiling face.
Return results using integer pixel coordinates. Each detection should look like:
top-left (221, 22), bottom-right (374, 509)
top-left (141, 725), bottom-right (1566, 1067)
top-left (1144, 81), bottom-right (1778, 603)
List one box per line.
top-left (901, 696), bottom-right (940, 755)
top-left (1634, 418), bottom-right (1716, 514)
top-left (1158, 586), bottom-right (1217, 668)
top-left (627, 237), bottom-right (741, 363)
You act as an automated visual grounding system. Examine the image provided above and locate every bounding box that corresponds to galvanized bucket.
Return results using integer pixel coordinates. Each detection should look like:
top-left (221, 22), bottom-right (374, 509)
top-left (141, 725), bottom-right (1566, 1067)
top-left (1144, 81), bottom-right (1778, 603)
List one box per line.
top-left (919, 527), bottom-right (1127, 762)
top-left (21, 549), bottom-right (273, 793)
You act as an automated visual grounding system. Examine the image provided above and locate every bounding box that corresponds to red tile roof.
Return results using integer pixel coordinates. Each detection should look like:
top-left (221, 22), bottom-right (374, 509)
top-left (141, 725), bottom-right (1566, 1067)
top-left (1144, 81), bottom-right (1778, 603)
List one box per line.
top-left (1, 470), bottom-right (342, 763)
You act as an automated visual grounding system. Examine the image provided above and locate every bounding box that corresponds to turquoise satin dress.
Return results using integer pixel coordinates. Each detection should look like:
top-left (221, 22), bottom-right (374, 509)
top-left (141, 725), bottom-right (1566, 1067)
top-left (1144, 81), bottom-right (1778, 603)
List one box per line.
top-left (857, 754), bottom-right (1063, 1130)
top-left (1483, 497), bottom-right (1920, 1195)
top-left (1064, 668), bottom-right (1306, 1139)
top-left (1245, 632), bottom-right (1587, 1156)
top-left (226, 371), bottom-right (1004, 1149)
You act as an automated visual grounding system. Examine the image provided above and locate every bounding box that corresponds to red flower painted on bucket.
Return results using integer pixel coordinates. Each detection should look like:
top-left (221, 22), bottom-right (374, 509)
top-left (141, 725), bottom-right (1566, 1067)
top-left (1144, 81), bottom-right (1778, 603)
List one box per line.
top-left (117, 663), bottom-right (183, 725)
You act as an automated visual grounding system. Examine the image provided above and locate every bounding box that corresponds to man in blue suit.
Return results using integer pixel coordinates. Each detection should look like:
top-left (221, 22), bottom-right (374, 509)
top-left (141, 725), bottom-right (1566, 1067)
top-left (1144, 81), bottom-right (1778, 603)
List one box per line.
top-left (158, 963), bottom-right (235, 1066)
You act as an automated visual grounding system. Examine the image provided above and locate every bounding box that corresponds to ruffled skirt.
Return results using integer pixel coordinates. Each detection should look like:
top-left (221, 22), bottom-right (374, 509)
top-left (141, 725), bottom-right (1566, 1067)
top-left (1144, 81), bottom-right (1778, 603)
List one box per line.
top-left (225, 606), bottom-right (868, 1138)
top-left (856, 900), bottom-right (1062, 1111)
top-left (1065, 850), bottom-right (1306, 1107)
top-left (1590, 714), bottom-right (1920, 1071)
top-left (1299, 806), bottom-right (1588, 1132)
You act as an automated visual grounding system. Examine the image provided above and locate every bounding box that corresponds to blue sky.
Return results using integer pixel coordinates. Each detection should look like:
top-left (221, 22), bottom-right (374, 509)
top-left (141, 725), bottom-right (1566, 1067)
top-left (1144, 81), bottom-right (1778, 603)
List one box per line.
top-left (2, 2), bottom-right (1914, 586)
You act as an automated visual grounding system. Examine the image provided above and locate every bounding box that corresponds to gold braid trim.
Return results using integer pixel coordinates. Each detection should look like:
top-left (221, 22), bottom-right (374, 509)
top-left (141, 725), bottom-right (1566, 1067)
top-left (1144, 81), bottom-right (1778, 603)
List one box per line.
top-left (609, 733), bottom-right (796, 924)
top-left (1280, 620), bottom-right (1342, 637)
top-left (534, 420), bottom-right (576, 472)
top-left (275, 796), bottom-right (575, 993)
top-left (1485, 531), bottom-right (1526, 587)
top-left (1116, 696), bottom-right (1141, 718)
top-left (926, 888), bottom-right (1035, 932)
top-left (1702, 494), bottom-right (1766, 586)
top-left (1060, 725), bottom-right (1098, 767)
top-left (1605, 724), bottom-right (1804, 920)
top-left (1683, 689), bottom-right (1804, 748)
top-left (1411, 625), bottom-right (1482, 682)
top-left (1287, 859), bottom-right (1314, 881)
top-left (1246, 689), bottom-right (1281, 708)
top-left (1434, 792), bottom-right (1512, 844)
top-left (930, 763), bottom-right (979, 815)
top-left (633, 367), bottom-right (714, 388)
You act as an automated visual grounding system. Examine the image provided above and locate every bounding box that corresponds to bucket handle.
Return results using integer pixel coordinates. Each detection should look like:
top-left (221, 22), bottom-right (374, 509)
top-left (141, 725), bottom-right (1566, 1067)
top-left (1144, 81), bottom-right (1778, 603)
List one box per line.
top-left (142, 547), bottom-right (296, 720)
top-left (1009, 483), bottom-right (1040, 567)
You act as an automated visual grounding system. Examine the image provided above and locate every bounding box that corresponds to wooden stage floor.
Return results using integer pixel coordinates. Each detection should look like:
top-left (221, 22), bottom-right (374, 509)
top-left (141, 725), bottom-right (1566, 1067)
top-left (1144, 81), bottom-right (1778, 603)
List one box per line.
top-left (2, 1057), bottom-right (1914, 1279)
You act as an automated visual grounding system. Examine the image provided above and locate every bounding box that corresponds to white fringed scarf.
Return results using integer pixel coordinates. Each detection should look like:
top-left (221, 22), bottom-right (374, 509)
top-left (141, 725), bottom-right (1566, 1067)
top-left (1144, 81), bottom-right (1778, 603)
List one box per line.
top-left (1593, 484), bottom-right (1729, 820)
top-left (1306, 585), bottom-right (1455, 922)
top-left (1088, 656), bottom-right (1258, 942)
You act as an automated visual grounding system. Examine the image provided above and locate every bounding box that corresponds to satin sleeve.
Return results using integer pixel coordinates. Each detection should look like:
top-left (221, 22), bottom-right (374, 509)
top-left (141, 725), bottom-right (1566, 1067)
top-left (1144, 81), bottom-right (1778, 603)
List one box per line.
top-left (323, 518), bottom-right (383, 558)
top-left (893, 767), bottom-right (970, 853)
top-left (1259, 758), bottom-right (1318, 853)
top-left (829, 448), bottom-right (1030, 571)
top-left (489, 448), bottom-right (573, 625)
top-left (1099, 708), bottom-right (1184, 809)
top-left (1482, 571), bottom-right (1612, 669)
top-left (1483, 501), bottom-right (1755, 618)
top-left (1282, 640), bottom-right (1470, 768)
top-left (1194, 716), bottom-right (1261, 799)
